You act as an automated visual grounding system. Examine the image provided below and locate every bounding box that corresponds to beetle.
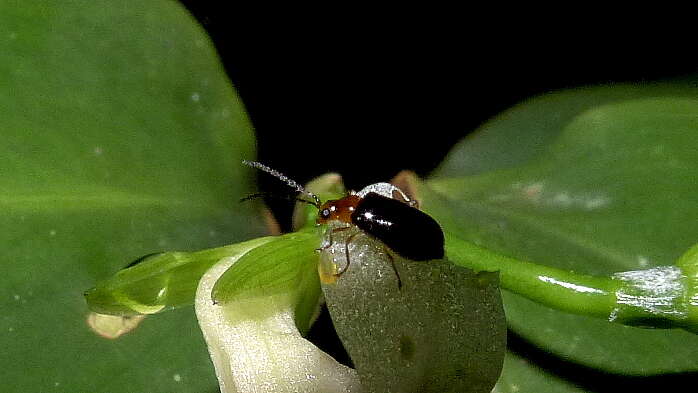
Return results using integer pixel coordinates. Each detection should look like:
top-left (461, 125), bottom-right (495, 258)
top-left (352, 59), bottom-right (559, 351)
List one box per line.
top-left (243, 161), bottom-right (445, 286)
top-left (316, 190), bottom-right (444, 280)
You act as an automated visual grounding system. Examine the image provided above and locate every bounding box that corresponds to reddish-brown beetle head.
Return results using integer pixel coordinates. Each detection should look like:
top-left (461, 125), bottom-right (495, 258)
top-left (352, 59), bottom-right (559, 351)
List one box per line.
top-left (316, 194), bottom-right (362, 224)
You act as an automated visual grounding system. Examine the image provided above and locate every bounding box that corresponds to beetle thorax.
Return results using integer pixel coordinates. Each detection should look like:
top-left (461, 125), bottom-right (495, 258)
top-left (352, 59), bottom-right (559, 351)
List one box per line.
top-left (317, 195), bottom-right (361, 224)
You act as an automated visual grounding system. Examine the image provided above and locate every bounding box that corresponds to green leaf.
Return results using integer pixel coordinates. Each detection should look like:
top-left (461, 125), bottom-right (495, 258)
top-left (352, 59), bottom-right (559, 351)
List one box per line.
top-left (425, 84), bottom-right (698, 375)
top-left (677, 242), bottom-right (698, 328)
top-left (493, 352), bottom-right (585, 393)
top-left (0, 2), bottom-right (263, 392)
top-left (320, 224), bottom-right (506, 392)
top-left (85, 236), bottom-right (274, 315)
top-left (211, 228), bottom-right (323, 334)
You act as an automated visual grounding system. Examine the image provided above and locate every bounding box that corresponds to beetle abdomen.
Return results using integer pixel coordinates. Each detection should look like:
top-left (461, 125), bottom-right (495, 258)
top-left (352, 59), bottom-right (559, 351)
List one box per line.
top-left (352, 192), bottom-right (444, 261)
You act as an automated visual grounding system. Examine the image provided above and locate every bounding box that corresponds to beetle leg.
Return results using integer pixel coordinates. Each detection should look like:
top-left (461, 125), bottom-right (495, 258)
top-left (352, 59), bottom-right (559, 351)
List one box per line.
top-left (384, 250), bottom-right (403, 290)
top-left (334, 231), bottom-right (358, 277)
top-left (331, 233), bottom-right (403, 290)
top-left (316, 225), bottom-right (351, 252)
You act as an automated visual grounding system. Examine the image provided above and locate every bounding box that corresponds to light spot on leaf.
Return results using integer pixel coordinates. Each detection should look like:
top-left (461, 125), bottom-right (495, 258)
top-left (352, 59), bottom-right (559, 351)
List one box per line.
top-left (637, 255), bottom-right (650, 268)
top-left (522, 181), bottom-right (544, 201)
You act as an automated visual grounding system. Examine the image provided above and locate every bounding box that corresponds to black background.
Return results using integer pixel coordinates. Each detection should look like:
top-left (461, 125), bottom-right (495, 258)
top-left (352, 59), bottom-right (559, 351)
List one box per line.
top-left (178, 4), bottom-right (694, 226)
top-left (179, 4), bottom-right (696, 391)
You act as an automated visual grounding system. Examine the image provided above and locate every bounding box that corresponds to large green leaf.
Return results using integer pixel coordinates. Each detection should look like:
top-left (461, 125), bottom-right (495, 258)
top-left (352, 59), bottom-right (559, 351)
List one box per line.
top-left (0, 2), bottom-right (263, 392)
top-left (426, 85), bottom-right (698, 375)
top-left (493, 353), bottom-right (585, 393)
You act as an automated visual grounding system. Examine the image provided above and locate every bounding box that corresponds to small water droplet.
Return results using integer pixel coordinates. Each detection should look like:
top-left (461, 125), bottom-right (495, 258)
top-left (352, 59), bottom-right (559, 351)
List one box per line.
top-left (49, 229), bottom-right (57, 236)
top-left (173, 373), bottom-right (182, 382)
top-left (93, 146), bottom-right (103, 156)
top-left (191, 92), bottom-right (200, 102)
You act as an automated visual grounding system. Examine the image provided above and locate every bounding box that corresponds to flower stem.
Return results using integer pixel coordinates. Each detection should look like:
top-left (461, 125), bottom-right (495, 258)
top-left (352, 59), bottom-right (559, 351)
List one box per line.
top-left (445, 232), bottom-right (698, 333)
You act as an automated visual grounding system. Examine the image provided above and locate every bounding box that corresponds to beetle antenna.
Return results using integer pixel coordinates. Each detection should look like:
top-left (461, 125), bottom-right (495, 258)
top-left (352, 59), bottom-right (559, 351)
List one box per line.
top-left (242, 161), bottom-right (321, 207)
top-left (240, 192), bottom-right (321, 207)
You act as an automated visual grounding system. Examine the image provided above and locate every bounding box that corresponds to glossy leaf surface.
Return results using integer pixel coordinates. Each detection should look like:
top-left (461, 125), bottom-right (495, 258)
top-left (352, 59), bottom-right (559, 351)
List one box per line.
top-left (493, 353), bottom-right (585, 393)
top-left (426, 85), bottom-right (698, 375)
top-left (0, 2), bottom-right (262, 392)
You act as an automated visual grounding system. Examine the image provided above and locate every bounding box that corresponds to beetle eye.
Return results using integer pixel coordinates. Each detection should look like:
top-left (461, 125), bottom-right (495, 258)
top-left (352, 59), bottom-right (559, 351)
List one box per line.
top-left (321, 209), bottom-right (330, 218)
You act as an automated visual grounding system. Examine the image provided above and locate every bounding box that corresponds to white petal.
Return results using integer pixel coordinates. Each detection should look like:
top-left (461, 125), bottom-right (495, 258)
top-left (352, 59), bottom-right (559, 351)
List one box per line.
top-left (195, 255), bottom-right (362, 393)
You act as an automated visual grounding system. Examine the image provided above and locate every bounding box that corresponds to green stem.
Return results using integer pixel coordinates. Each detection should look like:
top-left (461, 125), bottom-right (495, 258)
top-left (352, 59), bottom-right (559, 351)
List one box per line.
top-left (445, 232), bottom-right (619, 319)
top-left (445, 232), bottom-right (698, 333)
